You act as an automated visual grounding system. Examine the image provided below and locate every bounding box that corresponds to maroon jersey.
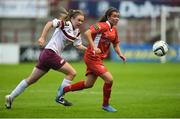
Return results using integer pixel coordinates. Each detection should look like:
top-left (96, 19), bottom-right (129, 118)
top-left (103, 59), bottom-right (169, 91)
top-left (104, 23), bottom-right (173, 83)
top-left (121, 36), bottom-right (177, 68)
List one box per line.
top-left (85, 21), bottom-right (119, 61)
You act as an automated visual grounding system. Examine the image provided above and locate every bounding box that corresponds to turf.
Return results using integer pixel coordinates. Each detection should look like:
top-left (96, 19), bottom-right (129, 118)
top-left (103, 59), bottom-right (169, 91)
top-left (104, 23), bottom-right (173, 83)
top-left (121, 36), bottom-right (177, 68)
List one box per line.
top-left (0, 62), bottom-right (180, 118)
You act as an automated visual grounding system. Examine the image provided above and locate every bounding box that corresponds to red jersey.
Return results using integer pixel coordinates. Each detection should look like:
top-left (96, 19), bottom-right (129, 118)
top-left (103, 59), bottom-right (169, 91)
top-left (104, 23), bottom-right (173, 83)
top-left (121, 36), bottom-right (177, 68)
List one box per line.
top-left (85, 21), bottom-right (120, 61)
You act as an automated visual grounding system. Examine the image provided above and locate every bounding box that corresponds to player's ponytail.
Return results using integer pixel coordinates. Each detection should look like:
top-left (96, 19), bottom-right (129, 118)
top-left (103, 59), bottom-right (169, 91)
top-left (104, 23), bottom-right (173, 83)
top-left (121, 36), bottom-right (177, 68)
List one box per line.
top-left (99, 7), bottom-right (119, 22)
top-left (64, 9), bottom-right (84, 21)
top-left (58, 7), bottom-right (68, 20)
top-left (58, 8), bottom-right (84, 21)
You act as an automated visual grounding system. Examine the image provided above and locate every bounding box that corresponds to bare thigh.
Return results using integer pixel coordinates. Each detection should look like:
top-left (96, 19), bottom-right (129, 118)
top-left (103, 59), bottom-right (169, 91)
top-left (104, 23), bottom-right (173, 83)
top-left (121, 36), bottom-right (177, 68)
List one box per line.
top-left (26, 67), bottom-right (47, 85)
top-left (84, 74), bottom-right (98, 88)
top-left (57, 62), bottom-right (76, 80)
top-left (100, 72), bottom-right (113, 83)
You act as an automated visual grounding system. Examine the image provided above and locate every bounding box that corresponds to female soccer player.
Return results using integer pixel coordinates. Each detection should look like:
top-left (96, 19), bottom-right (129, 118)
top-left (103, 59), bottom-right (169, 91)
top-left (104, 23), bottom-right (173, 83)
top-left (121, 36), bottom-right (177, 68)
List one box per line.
top-left (58, 7), bottom-right (126, 112)
top-left (5, 8), bottom-right (87, 109)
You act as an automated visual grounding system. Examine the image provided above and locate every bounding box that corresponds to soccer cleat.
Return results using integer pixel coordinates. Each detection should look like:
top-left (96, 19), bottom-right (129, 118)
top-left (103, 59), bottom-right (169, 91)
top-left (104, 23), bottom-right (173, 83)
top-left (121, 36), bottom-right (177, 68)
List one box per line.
top-left (5, 95), bottom-right (12, 109)
top-left (102, 105), bottom-right (117, 112)
top-left (55, 96), bottom-right (72, 106)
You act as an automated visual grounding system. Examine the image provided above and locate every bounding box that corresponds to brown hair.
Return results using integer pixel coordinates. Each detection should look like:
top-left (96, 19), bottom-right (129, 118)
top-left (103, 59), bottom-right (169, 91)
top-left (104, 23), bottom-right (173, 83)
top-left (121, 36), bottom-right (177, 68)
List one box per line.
top-left (99, 7), bottom-right (119, 22)
top-left (59, 7), bottom-right (84, 21)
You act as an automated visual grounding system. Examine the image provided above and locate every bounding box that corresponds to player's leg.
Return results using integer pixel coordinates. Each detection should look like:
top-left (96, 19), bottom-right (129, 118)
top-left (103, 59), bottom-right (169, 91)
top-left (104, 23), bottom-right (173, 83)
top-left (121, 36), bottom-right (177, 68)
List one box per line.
top-left (57, 62), bottom-right (76, 88)
top-left (55, 73), bottom-right (97, 106)
top-left (5, 67), bottom-right (47, 109)
top-left (26, 67), bottom-right (47, 84)
top-left (38, 50), bottom-right (75, 106)
top-left (55, 74), bottom-right (97, 106)
top-left (100, 72), bottom-right (117, 112)
top-left (55, 62), bottom-right (76, 106)
top-left (100, 71), bottom-right (113, 106)
top-left (63, 74), bottom-right (97, 93)
top-left (85, 60), bottom-right (116, 112)
top-left (87, 61), bottom-right (117, 112)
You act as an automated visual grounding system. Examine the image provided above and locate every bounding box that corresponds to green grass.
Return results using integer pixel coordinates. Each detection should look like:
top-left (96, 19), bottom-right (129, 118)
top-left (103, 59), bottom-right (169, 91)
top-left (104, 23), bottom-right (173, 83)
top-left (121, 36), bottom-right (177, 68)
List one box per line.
top-left (0, 62), bottom-right (180, 118)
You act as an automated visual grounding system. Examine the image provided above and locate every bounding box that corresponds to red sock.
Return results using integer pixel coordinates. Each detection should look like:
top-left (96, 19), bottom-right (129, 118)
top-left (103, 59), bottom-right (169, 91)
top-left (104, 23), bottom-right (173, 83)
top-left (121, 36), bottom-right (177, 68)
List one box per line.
top-left (103, 83), bottom-right (112, 106)
top-left (64, 80), bottom-right (85, 93)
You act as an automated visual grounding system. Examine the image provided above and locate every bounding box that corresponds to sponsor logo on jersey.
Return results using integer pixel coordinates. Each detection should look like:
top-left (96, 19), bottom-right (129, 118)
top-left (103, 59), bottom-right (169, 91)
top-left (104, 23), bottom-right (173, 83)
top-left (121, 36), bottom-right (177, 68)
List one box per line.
top-left (93, 24), bottom-right (100, 30)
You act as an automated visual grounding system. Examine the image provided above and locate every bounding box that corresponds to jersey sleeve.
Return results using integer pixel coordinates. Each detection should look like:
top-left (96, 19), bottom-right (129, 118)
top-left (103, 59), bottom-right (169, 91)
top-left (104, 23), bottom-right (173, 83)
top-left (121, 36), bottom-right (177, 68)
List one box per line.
top-left (73, 32), bottom-right (82, 46)
top-left (52, 18), bottom-right (64, 29)
top-left (73, 38), bottom-right (82, 46)
top-left (89, 22), bottom-right (108, 34)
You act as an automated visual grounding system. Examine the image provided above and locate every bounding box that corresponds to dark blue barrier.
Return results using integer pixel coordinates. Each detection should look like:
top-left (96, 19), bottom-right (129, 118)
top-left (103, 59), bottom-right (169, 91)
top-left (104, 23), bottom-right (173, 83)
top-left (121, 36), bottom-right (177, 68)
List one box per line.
top-left (111, 43), bottom-right (180, 62)
top-left (167, 44), bottom-right (180, 62)
top-left (68, 0), bottom-right (180, 18)
top-left (20, 45), bottom-right (83, 62)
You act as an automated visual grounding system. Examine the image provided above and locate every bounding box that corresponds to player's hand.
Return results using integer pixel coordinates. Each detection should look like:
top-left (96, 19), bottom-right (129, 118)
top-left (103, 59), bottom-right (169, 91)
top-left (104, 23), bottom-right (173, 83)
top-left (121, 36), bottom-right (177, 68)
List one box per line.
top-left (94, 47), bottom-right (101, 54)
top-left (119, 54), bottom-right (126, 62)
top-left (38, 37), bottom-right (45, 47)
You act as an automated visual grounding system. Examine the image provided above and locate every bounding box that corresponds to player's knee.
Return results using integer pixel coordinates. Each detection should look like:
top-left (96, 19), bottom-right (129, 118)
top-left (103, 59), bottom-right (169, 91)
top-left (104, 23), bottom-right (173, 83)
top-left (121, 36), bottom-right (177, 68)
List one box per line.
top-left (104, 75), bottom-right (113, 84)
top-left (26, 77), bottom-right (37, 85)
top-left (69, 70), bottom-right (77, 78)
top-left (85, 84), bottom-right (94, 88)
top-left (84, 82), bottom-right (94, 88)
top-left (105, 79), bottom-right (113, 84)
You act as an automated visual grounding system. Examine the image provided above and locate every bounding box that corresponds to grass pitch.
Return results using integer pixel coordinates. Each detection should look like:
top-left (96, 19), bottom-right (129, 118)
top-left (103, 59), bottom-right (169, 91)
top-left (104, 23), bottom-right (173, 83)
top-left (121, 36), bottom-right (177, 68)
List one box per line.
top-left (0, 62), bottom-right (180, 118)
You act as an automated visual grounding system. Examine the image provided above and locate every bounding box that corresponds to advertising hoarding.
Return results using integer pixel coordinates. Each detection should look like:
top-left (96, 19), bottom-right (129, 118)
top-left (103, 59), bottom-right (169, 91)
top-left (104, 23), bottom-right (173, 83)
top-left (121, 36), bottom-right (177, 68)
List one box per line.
top-left (0, 0), bottom-right (48, 18)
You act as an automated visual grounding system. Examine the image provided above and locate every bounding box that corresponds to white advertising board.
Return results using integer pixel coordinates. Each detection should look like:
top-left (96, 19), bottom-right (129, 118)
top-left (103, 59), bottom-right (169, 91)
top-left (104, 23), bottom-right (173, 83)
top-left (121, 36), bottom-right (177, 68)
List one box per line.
top-left (0, 44), bottom-right (20, 64)
top-left (0, 0), bottom-right (48, 18)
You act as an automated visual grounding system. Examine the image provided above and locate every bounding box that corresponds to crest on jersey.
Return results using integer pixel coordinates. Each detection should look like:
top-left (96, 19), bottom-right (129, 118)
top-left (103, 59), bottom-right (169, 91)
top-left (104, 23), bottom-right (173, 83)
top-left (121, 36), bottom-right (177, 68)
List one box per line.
top-left (93, 24), bottom-right (100, 30)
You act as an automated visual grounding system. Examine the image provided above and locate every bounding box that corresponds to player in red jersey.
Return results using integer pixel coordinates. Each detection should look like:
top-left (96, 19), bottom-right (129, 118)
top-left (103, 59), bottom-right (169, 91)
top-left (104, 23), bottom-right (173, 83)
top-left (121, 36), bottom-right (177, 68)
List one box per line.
top-left (58, 7), bottom-right (126, 112)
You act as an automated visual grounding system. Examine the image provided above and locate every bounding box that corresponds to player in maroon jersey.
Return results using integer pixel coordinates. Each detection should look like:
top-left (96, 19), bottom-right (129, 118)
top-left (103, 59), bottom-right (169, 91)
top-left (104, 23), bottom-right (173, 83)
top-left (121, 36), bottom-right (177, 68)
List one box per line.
top-left (5, 8), bottom-right (87, 109)
top-left (58, 7), bottom-right (126, 112)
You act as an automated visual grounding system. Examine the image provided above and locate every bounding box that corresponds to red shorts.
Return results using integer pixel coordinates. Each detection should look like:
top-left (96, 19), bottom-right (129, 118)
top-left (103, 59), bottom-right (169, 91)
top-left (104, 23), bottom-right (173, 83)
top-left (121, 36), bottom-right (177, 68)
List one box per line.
top-left (36, 49), bottom-right (66, 72)
top-left (84, 54), bottom-right (107, 76)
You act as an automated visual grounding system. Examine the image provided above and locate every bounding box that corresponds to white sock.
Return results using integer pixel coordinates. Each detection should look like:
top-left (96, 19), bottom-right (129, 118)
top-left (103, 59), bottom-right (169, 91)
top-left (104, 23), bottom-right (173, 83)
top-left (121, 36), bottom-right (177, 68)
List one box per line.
top-left (61, 78), bottom-right (72, 87)
top-left (57, 79), bottom-right (72, 97)
top-left (10, 79), bottom-right (28, 100)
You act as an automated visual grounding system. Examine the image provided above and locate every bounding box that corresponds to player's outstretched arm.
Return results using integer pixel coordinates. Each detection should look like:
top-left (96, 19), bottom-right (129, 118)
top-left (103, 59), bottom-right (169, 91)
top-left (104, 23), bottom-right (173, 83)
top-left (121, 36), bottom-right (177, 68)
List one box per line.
top-left (75, 44), bottom-right (87, 51)
top-left (38, 19), bottom-right (63, 47)
top-left (38, 21), bottom-right (53, 47)
top-left (113, 43), bottom-right (126, 62)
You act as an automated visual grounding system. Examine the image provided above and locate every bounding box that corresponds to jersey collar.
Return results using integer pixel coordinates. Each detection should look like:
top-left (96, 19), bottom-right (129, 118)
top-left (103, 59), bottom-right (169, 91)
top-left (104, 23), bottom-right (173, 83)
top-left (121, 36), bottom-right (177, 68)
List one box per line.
top-left (106, 21), bottom-right (113, 31)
